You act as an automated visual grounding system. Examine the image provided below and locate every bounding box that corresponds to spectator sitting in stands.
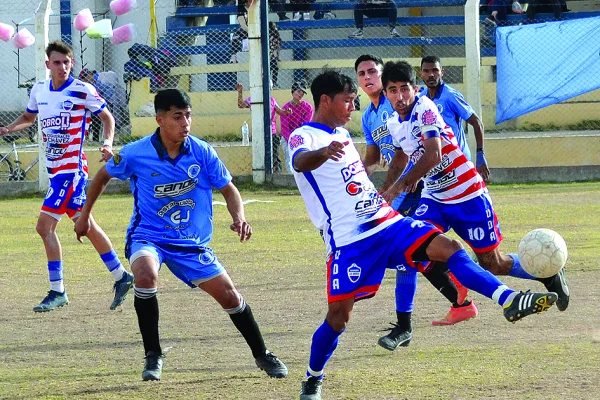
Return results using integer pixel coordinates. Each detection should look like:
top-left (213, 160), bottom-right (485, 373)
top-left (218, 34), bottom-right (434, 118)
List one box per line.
top-left (526, 0), bottom-right (568, 21)
top-left (348, 0), bottom-right (400, 39)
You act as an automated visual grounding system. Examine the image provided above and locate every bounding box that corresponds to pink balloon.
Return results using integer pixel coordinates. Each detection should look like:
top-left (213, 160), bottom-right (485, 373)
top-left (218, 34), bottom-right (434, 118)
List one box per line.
top-left (111, 24), bottom-right (135, 45)
top-left (0, 22), bottom-right (15, 42)
top-left (12, 28), bottom-right (35, 49)
top-left (110, 0), bottom-right (137, 16)
top-left (74, 8), bottom-right (94, 31)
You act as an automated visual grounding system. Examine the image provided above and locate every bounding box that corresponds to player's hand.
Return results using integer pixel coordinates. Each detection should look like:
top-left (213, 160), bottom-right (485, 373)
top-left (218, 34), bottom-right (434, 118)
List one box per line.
top-left (323, 141), bottom-right (349, 162)
top-left (74, 217), bottom-right (91, 243)
top-left (99, 145), bottom-right (113, 162)
top-left (235, 83), bottom-right (243, 92)
top-left (476, 149), bottom-right (490, 182)
top-left (283, 108), bottom-right (292, 115)
top-left (382, 181), bottom-right (405, 204)
top-left (230, 219), bottom-right (252, 242)
top-left (0, 127), bottom-right (9, 136)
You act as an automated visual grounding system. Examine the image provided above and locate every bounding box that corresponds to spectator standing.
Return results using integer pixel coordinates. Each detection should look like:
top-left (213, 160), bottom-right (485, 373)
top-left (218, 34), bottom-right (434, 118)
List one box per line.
top-left (280, 80), bottom-right (314, 172)
top-left (236, 82), bottom-right (291, 173)
top-left (348, 0), bottom-right (400, 39)
top-left (79, 68), bottom-right (116, 142)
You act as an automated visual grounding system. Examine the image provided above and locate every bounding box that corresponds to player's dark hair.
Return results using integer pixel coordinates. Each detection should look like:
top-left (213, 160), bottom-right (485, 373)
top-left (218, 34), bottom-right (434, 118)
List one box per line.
top-left (45, 40), bottom-right (73, 58)
top-left (311, 70), bottom-right (357, 109)
top-left (354, 54), bottom-right (384, 72)
top-left (421, 55), bottom-right (441, 67)
top-left (154, 88), bottom-right (192, 113)
top-left (382, 61), bottom-right (417, 89)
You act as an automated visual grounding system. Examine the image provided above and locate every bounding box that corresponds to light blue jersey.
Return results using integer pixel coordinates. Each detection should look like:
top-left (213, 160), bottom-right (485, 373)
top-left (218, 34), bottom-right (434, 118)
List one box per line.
top-left (420, 81), bottom-right (475, 161)
top-left (106, 130), bottom-right (232, 253)
top-left (362, 93), bottom-right (408, 209)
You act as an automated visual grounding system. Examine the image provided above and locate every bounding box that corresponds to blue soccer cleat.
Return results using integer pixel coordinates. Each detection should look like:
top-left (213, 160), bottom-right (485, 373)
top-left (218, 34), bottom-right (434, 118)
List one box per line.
top-left (110, 271), bottom-right (134, 310)
top-left (33, 290), bottom-right (69, 312)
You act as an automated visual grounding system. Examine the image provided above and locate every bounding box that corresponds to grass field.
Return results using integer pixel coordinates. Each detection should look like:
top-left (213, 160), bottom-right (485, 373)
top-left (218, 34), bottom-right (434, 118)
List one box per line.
top-left (1, 182), bottom-right (599, 400)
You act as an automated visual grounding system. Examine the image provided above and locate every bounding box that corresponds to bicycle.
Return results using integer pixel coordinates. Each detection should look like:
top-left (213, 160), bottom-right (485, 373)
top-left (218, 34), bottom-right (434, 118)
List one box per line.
top-left (0, 142), bottom-right (40, 182)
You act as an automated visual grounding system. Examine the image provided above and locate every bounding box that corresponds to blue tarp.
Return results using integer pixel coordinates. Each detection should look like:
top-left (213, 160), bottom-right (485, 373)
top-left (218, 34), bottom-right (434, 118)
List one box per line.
top-left (495, 17), bottom-right (600, 123)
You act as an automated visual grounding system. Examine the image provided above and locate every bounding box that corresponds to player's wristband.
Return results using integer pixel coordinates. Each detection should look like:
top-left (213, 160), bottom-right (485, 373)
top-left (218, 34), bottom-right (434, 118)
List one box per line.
top-left (103, 139), bottom-right (113, 147)
top-left (476, 149), bottom-right (487, 169)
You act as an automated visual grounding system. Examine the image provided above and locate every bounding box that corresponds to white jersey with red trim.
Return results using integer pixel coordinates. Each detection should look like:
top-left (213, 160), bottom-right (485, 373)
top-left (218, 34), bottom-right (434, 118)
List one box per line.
top-left (289, 122), bottom-right (402, 252)
top-left (27, 77), bottom-right (107, 178)
top-left (387, 95), bottom-right (486, 204)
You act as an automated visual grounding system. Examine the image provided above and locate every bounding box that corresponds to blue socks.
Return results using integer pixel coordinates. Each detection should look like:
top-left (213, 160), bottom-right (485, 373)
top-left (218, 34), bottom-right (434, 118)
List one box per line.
top-left (307, 320), bottom-right (343, 380)
top-left (100, 250), bottom-right (126, 280)
top-left (48, 260), bottom-right (64, 293)
top-left (508, 254), bottom-right (537, 280)
top-left (446, 249), bottom-right (514, 306)
top-left (395, 269), bottom-right (417, 312)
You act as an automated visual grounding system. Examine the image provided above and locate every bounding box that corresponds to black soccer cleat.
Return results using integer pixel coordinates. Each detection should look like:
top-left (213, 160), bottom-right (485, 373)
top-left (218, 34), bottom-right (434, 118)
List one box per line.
top-left (377, 323), bottom-right (412, 351)
top-left (541, 269), bottom-right (570, 311)
top-left (142, 351), bottom-right (164, 381)
top-left (503, 291), bottom-right (557, 323)
top-left (255, 351), bottom-right (288, 378)
top-left (300, 376), bottom-right (323, 400)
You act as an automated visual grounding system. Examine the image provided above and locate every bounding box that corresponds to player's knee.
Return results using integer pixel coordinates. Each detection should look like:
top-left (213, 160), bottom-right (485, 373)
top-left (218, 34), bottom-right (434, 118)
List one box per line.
top-left (132, 267), bottom-right (158, 288)
top-left (220, 289), bottom-right (242, 310)
top-left (326, 307), bottom-right (351, 332)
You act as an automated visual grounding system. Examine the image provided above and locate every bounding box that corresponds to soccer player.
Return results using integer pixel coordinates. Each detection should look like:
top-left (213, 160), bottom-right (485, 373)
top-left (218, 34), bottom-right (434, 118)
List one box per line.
top-left (74, 88), bottom-right (288, 382)
top-left (291, 70), bottom-right (557, 400)
top-left (0, 40), bottom-right (133, 312)
top-left (380, 60), bottom-right (569, 313)
top-left (355, 54), bottom-right (477, 350)
top-left (419, 55), bottom-right (490, 181)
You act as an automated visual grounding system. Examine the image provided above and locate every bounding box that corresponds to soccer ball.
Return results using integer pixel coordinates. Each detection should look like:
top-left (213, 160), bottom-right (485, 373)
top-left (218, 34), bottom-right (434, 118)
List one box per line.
top-left (517, 228), bottom-right (568, 278)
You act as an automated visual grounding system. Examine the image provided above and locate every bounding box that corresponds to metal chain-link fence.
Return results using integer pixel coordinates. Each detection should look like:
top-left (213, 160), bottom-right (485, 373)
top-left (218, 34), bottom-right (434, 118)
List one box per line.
top-left (0, 0), bottom-right (598, 186)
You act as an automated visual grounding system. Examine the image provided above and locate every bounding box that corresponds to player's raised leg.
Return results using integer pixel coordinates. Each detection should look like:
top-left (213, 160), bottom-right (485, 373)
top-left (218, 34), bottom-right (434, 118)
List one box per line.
top-left (82, 213), bottom-right (134, 309)
top-left (423, 233), bottom-right (557, 322)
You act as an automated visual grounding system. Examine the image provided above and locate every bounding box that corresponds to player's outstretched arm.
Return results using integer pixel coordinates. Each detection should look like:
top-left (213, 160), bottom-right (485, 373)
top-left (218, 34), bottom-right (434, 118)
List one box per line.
top-left (380, 148), bottom-right (408, 193)
top-left (74, 166), bottom-right (112, 242)
top-left (363, 144), bottom-right (382, 176)
top-left (97, 108), bottom-right (115, 162)
top-left (294, 140), bottom-right (349, 173)
top-left (0, 112), bottom-right (36, 136)
top-left (220, 182), bottom-right (252, 242)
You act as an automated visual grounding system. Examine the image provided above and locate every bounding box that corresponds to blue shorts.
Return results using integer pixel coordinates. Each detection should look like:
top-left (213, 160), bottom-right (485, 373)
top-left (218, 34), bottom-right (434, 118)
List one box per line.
top-left (41, 173), bottom-right (87, 220)
top-left (128, 240), bottom-right (226, 287)
top-left (326, 216), bottom-right (440, 303)
top-left (413, 192), bottom-right (503, 253)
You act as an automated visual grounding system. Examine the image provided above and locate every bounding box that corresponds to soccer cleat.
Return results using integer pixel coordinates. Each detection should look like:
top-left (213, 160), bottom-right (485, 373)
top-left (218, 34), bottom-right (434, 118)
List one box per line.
top-left (110, 271), bottom-right (134, 310)
top-left (33, 290), bottom-right (69, 312)
top-left (390, 28), bottom-right (400, 37)
top-left (432, 301), bottom-right (479, 326)
top-left (448, 271), bottom-right (469, 305)
top-left (503, 291), bottom-right (557, 323)
top-left (348, 28), bottom-right (364, 39)
top-left (255, 351), bottom-right (288, 378)
top-left (300, 377), bottom-right (323, 400)
top-left (542, 268), bottom-right (569, 311)
top-left (142, 351), bottom-right (164, 381)
top-left (377, 323), bottom-right (412, 351)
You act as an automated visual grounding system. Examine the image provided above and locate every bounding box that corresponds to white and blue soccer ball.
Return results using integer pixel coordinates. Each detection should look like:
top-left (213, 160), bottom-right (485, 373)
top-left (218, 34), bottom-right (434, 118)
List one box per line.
top-left (517, 228), bottom-right (568, 278)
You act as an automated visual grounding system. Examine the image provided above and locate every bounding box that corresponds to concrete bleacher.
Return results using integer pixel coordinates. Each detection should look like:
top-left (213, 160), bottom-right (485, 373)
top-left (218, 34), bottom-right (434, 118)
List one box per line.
top-left (126, 1), bottom-right (600, 138)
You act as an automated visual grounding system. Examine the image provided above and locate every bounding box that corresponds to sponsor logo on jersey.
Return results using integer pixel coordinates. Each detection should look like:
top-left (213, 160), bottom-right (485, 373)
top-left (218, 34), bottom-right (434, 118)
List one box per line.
top-left (371, 124), bottom-right (390, 143)
top-left (199, 249), bottom-right (216, 265)
top-left (157, 198), bottom-right (196, 217)
top-left (410, 147), bottom-right (425, 164)
top-left (188, 164), bottom-right (201, 178)
top-left (46, 146), bottom-right (68, 160)
top-left (341, 160), bottom-right (365, 182)
top-left (427, 170), bottom-right (457, 190)
top-left (346, 181), bottom-right (363, 196)
top-left (289, 134), bottom-right (304, 150)
top-left (41, 112), bottom-right (71, 130)
top-left (347, 263), bottom-right (361, 283)
top-left (354, 196), bottom-right (384, 217)
top-left (421, 109), bottom-right (437, 125)
top-left (154, 179), bottom-right (196, 198)
top-left (43, 133), bottom-right (71, 144)
top-left (414, 204), bottom-right (428, 216)
top-left (62, 100), bottom-right (74, 111)
top-left (425, 154), bottom-right (451, 178)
